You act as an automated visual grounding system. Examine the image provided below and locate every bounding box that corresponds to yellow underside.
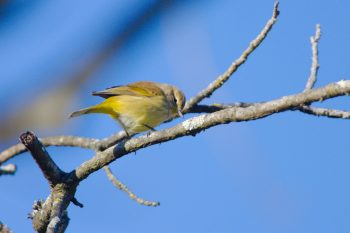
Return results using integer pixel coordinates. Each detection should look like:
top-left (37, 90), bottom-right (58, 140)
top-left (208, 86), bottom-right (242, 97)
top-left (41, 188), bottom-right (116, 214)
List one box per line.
top-left (91, 95), bottom-right (175, 133)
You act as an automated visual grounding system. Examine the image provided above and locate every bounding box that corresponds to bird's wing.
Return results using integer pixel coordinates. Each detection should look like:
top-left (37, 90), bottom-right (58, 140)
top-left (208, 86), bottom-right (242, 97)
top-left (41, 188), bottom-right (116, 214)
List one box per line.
top-left (92, 81), bottom-right (164, 98)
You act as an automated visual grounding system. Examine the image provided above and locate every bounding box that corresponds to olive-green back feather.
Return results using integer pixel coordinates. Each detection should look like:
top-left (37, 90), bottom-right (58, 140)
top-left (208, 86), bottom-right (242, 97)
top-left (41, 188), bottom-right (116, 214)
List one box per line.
top-left (92, 81), bottom-right (165, 99)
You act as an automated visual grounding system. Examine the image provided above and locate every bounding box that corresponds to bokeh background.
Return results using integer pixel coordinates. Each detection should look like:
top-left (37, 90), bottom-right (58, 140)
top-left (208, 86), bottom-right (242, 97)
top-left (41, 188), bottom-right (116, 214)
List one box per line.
top-left (1, 0), bottom-right (350, 232)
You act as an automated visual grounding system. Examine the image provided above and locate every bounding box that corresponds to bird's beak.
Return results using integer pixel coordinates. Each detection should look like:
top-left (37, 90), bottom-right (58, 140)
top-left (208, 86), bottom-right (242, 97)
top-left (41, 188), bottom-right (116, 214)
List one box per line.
top-left (178, 110), bottom-right (183, 117)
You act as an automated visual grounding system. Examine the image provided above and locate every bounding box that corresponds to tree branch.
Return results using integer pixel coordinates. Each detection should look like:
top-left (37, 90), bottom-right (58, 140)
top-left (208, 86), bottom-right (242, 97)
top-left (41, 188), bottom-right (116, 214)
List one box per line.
top-left (298, 105), bottom-right (350, 118)
top-left (29, 198), bottom-right (54, 233)
top-left (2, 100), bottom-right (350, 166)
top-left (0, 163), bottom-right (16, 176)
top-left (189, 103), bottom-right (258, 113)
top-left (184, 1), bottom-right (279, 112)
top-left (296, 25), bottom-right (350, 119)
top-left (0, 221), bottom-right (12, 233)
top-left (0, 135), bottom-right (98, 165)
top-left (73, 80), bottom-right (350, 181)
top-left (2, 99), bottom-right (350, 166)
top-left (2, 4), bottom-right (350, 233)
top-left (192, 102), bottom-right (350, 119)
top-left (0, 1), bottom-right (280, 166)
top-left (96, 131), bottom-right (129, 151)
top-left (305, 24), bottom-right (321, 91)
top-left (20, 132), bottom-right (66, 186)
top-left (20, 132), bottom-right (81, 233)
top-left (103, 166), bottom-right (160, 207)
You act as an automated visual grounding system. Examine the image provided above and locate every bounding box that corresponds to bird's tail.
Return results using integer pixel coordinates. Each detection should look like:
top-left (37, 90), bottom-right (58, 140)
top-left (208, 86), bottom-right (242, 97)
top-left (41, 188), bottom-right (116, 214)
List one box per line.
top-left (69, 106), bottom-right (97, 118)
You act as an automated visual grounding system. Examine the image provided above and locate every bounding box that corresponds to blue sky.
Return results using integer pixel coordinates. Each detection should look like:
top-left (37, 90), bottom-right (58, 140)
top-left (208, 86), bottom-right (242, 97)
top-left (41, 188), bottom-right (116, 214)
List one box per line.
top-left (1, 0), bottom-right (350, 232)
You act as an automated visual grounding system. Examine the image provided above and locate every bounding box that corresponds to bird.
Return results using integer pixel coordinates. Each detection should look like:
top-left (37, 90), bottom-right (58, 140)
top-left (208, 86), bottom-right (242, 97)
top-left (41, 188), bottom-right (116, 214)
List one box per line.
top-left (69, 81), bottom-right (186, 136)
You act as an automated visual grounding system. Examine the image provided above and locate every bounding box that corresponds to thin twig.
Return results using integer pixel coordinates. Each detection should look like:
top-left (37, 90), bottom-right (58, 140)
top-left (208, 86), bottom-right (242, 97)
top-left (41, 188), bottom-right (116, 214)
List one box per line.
top-left (298, 105), bottom-right (350, 118)
top-left (71, 197), bottom-right (84, 208)
top-left (0, 144), bottom-right (26, 164)
top-left (305, 24), bottom-right (321, 91)
top-left (0, 163), bottom-right (16, 175)
top-left (0, 132), bottom-right (129, 166)
top-left (183, 1), bottom-right (279, 112)
top-left (96, 131), bottom-right (129, 151)
top-left (103, 166), bottom-right (160, 207)
top-left (0, 135), bottom-right (98, 165)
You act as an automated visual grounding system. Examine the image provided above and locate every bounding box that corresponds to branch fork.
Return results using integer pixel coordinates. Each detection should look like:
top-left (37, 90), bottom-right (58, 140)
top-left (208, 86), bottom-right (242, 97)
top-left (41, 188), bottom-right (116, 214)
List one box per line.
top-left (20, 132), bottom-right (81, 233)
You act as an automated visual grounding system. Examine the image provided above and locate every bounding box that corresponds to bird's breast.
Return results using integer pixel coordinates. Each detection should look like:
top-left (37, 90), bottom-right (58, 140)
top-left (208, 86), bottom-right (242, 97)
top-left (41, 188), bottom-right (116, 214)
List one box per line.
top-left (105, 95), bottom-right (173, 133)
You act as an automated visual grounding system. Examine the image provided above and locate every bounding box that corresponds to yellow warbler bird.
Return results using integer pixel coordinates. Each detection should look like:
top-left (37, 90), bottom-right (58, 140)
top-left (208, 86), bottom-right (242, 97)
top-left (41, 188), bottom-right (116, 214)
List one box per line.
top-left (69, 81), bottom-right (186, 136)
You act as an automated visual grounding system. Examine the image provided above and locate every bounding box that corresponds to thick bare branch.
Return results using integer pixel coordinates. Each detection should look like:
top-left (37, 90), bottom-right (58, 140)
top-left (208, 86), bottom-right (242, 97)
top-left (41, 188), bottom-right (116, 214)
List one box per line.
top-left (189, 103), bottom-right (258, 113)
top-left (29, 183), bottom-right (77, 233)
top-left (2, 100), bottom-right (349, 168)
top-left (29, 198), bottom-right (54, 233)
top-left (19, 132), bottom-right (66, 186)
top-left (192, 103), bottom-right (350, 120)
top-left (184, 1), bottom-right (279, 112)
top-left (47, 215), bottom-right (69, 233)
top-left (29, 196), bottom-right (70, 233)
top-left (47, 186), bottom-right (72, 233)
top-left (73, 80), bottom-right (350, 181)
top-left (103, 166), bottom-right (160, 207)
top-left (305, 24), bottom-right (321, 91)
